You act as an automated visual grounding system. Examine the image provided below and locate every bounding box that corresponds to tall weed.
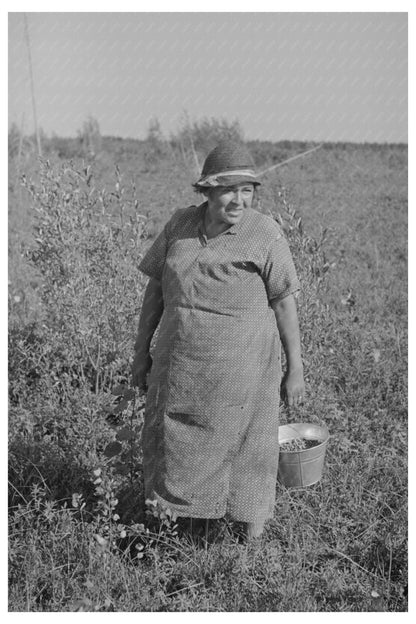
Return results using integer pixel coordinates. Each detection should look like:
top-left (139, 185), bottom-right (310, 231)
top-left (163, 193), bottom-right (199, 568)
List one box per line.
top-left (15, 160), bottom-right (147, 398)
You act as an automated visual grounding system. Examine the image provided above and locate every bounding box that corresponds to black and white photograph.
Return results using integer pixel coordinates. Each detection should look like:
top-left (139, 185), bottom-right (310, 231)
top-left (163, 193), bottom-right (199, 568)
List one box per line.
top-left (7, 6), bottom-right (408, 613)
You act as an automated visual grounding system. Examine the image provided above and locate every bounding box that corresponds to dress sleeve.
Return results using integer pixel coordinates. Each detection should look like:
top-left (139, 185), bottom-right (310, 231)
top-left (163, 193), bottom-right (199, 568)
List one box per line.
top-left (261, 234), bottom-right (300, 302)
top-left (138, 220), bottom-right (171, 281)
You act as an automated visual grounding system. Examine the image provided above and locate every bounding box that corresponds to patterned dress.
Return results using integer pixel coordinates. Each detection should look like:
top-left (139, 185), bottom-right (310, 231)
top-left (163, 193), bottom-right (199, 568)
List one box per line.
top-left (138, 202), bottom-right (299, 523)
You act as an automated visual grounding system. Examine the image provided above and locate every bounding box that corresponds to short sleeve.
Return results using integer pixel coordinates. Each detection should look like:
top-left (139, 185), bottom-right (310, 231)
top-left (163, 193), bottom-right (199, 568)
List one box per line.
top-left (138, 221), bottom-right (170, 281)
top-left (261, 235), bottom-right (300, 301)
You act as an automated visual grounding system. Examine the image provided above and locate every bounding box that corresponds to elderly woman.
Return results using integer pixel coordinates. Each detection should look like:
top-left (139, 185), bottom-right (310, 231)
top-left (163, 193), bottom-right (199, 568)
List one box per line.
top-left (132, 141), bottom-right (305, 539)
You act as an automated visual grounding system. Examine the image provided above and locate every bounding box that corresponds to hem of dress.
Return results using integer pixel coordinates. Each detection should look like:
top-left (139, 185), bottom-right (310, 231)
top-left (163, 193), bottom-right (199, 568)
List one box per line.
top-left (148, 491), bottom-right (275, 523)
top-left (225, 512), bottom-right (275, 523)
top-left (148, 490), bottom-right (227, 520)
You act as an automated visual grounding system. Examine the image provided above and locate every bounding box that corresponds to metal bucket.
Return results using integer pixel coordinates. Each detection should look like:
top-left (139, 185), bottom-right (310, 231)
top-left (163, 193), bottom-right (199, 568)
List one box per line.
top-left (278, 422), bottom-right (329, 488)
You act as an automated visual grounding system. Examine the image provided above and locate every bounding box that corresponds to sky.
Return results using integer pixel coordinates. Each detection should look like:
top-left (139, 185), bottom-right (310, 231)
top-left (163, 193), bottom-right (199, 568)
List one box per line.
top-left (8, 12), bottom-right (407, 143)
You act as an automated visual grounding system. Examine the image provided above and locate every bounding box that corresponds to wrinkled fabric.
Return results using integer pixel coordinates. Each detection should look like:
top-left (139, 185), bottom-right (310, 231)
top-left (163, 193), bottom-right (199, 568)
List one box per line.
top-left (138, 202), bottom-right (299, 522)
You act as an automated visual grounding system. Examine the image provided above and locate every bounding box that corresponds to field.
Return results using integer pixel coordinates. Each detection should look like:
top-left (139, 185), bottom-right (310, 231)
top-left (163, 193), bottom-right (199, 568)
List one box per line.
top-left (8, 127), bottom-right (408, 612)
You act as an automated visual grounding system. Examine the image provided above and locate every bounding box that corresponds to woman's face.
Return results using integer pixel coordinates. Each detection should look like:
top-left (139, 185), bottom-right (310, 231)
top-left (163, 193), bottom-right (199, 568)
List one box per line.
top-left (205, 183), bottom-right (255, 226)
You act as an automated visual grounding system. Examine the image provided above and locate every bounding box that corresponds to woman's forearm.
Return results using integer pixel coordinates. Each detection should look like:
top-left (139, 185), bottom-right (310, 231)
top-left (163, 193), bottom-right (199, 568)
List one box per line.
top-left (271, 294), bottom-right (303, 372)
top-left (134, 278), bottom-right (164, 354)
top-left (271, 294), bottom-right (305, 406)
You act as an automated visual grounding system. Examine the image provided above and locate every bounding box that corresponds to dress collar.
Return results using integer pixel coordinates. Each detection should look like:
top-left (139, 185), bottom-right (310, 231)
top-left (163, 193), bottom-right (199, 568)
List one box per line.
top-left (197, 201), bottom-right (247, 238)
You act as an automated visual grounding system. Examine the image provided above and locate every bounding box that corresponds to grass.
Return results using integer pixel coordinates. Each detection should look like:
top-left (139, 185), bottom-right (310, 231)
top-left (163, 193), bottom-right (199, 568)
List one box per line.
top-left (8, 131), bottom-right (407, 612)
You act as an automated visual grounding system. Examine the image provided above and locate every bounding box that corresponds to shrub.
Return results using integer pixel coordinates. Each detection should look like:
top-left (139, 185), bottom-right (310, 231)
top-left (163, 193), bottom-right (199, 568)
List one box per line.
top-left (77, 116), bottom-right (102, 157)
top-left (267, 185), bottom-right (334, 397)
top-left (171, 114), bottom-right (245, 166)
top-left (16, 160), bottom-right (148, 398)
top-left (142, 118), bottom-right (172, 171)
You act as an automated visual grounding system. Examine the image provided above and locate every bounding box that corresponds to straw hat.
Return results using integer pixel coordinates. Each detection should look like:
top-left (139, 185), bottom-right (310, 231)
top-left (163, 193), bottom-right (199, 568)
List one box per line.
top-left (194, 141), bottom-right (261, 189)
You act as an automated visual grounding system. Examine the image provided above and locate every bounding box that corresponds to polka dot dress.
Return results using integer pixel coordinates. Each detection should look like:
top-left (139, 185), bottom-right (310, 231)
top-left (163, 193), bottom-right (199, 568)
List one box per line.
top-left (139, 202), bottom-right (300, 523)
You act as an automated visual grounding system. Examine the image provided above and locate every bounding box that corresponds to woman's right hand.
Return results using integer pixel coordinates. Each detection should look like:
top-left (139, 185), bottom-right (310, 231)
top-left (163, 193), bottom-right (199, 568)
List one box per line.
top-left (131, 350), bottom-right (153, 393)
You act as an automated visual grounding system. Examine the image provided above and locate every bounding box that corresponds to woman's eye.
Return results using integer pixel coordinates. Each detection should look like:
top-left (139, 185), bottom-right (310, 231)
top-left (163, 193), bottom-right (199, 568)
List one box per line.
top-left (223, 187), bottom-right (253, 194)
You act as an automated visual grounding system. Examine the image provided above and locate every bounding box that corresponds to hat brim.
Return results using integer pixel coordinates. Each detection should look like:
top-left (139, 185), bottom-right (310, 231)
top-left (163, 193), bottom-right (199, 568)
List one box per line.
top-left (194, 174), bottom-right (261, 189)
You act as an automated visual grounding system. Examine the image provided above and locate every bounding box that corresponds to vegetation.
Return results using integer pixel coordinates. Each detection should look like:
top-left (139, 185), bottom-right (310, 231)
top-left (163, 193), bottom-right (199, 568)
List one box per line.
top-left (8, 118), bottom-right (407, 611)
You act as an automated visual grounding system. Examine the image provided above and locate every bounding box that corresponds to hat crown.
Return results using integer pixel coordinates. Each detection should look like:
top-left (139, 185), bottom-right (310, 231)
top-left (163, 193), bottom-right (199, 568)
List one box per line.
top-left (201, 141), bottom-right (256, 177)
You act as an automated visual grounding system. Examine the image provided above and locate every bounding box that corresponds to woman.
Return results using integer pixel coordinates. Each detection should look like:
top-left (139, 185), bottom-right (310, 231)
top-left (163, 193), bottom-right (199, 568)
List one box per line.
top-left (132, 141), bottom-right (305, 539)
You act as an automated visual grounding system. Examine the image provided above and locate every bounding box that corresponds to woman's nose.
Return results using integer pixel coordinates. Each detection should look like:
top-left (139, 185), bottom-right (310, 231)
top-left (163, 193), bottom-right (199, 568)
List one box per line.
top-left (231, 190), bottom-right (243, 203)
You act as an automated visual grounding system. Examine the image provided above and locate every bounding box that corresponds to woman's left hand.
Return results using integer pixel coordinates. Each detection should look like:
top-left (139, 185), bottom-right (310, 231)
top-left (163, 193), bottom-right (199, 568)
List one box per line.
top-left (281, 368), bottom-right (305, 407)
